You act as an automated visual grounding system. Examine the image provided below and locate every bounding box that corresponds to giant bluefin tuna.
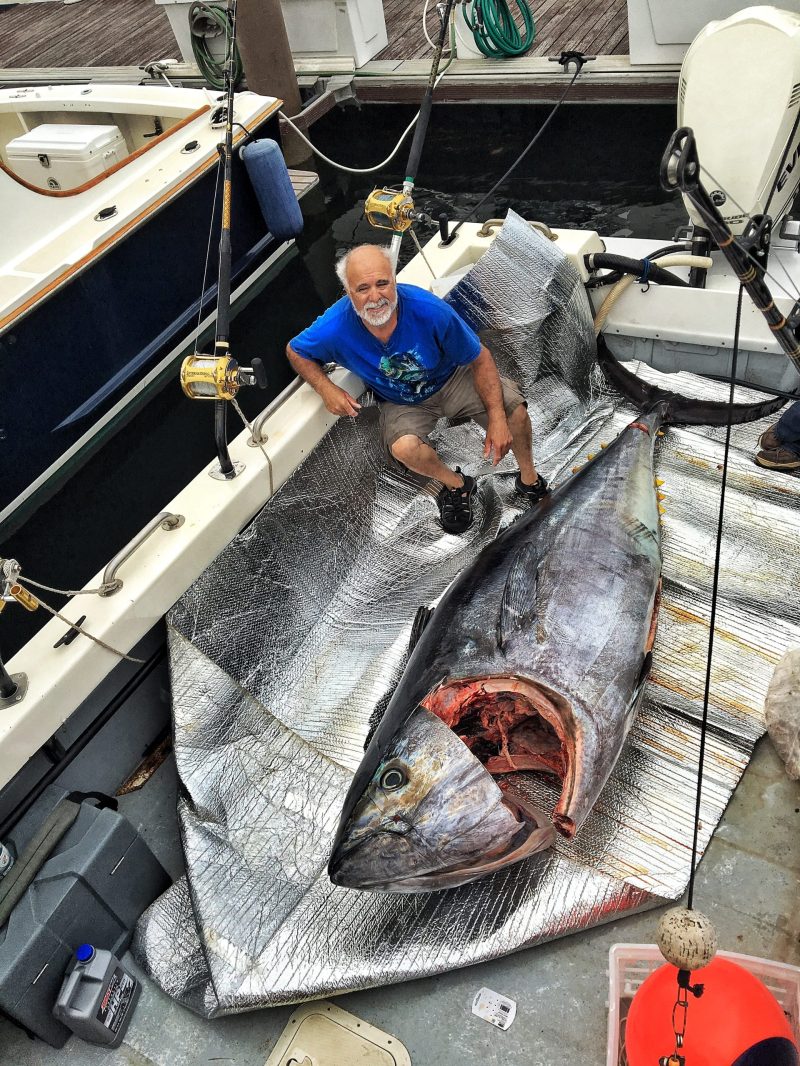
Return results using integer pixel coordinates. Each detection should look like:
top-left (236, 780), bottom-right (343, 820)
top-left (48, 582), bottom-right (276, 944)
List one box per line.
top-left (327, 340), bottom-right (787, 894)
top-left (328, 400), bottom-right (668, 892)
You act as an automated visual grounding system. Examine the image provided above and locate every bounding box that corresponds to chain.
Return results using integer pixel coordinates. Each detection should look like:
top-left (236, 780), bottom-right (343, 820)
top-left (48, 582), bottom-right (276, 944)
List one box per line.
top-left (659, 970), bottom-right (704, 1066)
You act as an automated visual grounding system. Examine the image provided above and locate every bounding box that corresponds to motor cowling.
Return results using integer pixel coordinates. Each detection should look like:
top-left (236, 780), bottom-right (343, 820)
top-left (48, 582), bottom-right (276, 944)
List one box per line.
top-left (679, 6), bottom-right (800, 235)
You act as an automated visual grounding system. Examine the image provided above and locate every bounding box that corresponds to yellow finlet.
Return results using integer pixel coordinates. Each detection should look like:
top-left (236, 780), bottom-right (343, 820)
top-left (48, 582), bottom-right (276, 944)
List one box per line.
top-left (655, 477), bottom-right (665, 487)
top-left (587, 453), bottom-right (595, 460)
top-left (571, 466), bottom-right (581, 474)
top-left (657, 492), bottom-right (666, 501)
top-left (658, 504), bottom-right (666, 515)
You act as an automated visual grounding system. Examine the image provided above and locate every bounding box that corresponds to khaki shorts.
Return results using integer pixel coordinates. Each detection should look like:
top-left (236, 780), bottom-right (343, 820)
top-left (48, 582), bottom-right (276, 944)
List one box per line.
top-left (378, 365), bottom-right (525, 451)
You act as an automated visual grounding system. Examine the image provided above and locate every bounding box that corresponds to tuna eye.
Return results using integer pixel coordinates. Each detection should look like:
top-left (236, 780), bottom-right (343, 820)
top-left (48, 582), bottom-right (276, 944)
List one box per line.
top-left (380, 767), bottom-right (406, 791)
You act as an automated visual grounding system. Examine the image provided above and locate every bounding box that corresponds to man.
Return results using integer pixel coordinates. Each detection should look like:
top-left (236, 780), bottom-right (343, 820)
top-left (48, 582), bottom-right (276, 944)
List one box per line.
top-left (756, 401), bottom-right (800, 470)
top-left (286, 244), bottom-right (548, 534)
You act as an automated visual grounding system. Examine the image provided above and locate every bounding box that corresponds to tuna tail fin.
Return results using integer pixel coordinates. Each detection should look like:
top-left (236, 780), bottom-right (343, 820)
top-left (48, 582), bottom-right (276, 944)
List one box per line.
top-left (597, 336), bottom-right (791, 427)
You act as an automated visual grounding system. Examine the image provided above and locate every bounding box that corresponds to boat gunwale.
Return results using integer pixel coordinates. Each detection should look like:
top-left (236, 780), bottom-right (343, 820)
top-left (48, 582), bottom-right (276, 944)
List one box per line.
top-left (0, 96), bottom-right (282, 334)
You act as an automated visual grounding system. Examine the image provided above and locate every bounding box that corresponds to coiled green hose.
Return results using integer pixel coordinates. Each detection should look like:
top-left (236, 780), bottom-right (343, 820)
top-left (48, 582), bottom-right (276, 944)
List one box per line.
top-left (189, 2), bottom-right (243, 89)
top-left (462, 0), bottom-right (536, 58)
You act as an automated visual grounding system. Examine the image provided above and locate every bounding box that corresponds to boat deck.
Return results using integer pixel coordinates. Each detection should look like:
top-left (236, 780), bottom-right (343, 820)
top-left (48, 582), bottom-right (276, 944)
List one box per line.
top-left (0, 0), bottom-right (675, 104)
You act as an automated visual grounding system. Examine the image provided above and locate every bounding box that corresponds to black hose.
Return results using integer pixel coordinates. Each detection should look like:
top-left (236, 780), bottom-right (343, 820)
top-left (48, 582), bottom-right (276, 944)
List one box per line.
top-left (586, 243), bottom-right (688, 288)
top-left (586, 252), bottom-right (689, 288)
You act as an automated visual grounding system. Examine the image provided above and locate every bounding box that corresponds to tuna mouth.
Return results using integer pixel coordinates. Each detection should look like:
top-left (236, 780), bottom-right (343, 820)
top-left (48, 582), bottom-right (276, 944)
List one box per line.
top-left (421, 674), bottom-right (578, 840)
top-left (329, 791), bottom-right (555, 892)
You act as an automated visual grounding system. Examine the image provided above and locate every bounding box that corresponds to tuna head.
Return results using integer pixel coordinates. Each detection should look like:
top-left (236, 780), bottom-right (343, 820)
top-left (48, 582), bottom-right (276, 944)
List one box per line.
top-left (328, 707), bottom-right (555, 892)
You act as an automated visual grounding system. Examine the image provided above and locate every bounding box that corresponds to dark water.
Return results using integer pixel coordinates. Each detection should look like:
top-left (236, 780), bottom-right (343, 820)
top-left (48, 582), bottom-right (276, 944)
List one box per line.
top-left (0, 103), bottom-right (688, 657)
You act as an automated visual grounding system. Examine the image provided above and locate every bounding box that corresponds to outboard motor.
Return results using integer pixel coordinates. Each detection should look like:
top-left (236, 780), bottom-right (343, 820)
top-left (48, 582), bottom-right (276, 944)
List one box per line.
top-left (678, 6), bottom-right (800, 281)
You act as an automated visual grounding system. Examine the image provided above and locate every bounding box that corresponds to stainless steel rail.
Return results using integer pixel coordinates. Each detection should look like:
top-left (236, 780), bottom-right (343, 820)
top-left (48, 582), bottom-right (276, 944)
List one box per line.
top-left (100, 512), bottom-right (185, 596)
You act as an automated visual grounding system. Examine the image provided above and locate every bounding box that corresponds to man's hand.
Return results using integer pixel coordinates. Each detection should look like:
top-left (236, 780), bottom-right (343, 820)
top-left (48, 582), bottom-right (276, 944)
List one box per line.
top-left (320, 380), bottom-right (362, 417)
top-left (484, 415), bottom-right (512, 465)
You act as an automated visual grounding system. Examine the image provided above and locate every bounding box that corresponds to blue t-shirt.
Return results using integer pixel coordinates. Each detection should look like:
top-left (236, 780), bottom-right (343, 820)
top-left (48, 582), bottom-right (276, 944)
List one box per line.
top-left (289, 283), bottom-right (482, 405)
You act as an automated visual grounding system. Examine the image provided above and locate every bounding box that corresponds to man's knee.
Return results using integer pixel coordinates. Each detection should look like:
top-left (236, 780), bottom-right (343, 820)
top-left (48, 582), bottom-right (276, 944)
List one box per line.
top-left (509, 401), bottom-right (530, 429)
top-left (390, 433), bottom-right (425, 464)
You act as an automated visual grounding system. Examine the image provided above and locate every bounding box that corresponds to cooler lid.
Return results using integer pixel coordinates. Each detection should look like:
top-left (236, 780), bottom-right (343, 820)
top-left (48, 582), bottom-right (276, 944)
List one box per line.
top-left (6, 123), bottom-right (124, 160)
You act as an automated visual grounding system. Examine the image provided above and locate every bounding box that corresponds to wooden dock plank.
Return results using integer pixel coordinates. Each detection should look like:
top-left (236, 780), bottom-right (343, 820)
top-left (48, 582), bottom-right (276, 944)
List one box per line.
top-left (0, 0), bottom-right (649, 103)
top-left (0, 0), bottom-right (173, 68)
top-left (529, 0), bottom-right (627, 58)
top-left (374, 0), bottom-right (629, 62)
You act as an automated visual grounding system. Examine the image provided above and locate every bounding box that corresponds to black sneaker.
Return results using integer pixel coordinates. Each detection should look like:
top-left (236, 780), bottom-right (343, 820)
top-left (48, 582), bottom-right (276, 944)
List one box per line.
top-left (515, 472), bottom-right (549, 503)
top-left (437, 469), bottom-right (477, 534)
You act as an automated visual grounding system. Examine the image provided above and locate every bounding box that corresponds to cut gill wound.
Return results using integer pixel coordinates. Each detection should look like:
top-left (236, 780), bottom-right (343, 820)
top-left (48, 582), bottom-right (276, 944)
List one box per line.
top-left (421, 675), bottom-right (569, 783)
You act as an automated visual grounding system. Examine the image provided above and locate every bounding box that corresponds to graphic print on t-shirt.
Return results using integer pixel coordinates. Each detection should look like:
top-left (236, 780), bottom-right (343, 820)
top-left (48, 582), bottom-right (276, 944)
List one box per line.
top-left (378, 349), bottom-right (431, 397)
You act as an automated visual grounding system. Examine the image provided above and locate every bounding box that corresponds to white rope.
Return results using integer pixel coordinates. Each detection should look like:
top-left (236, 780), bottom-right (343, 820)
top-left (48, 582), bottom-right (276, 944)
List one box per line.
top-left (231, 398), bottom-right (274, 498)
top-left (18, 573), bottom-right (107, 597)
top-left (409, 228), bottom-right (437, 279)
top-left (279, 64), bottom-right (451, 174)
top-left (14, 583), bottom-right (146, 664)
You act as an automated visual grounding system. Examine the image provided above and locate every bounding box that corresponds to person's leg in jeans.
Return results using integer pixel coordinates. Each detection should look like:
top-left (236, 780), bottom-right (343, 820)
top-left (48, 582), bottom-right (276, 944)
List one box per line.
top-left (775, 400), bottom-right (800, 448)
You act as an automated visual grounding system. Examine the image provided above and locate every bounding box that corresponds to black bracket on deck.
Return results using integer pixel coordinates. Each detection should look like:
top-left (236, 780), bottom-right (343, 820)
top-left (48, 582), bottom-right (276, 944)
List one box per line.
top-left (550, 51), bottom-right (595, 75)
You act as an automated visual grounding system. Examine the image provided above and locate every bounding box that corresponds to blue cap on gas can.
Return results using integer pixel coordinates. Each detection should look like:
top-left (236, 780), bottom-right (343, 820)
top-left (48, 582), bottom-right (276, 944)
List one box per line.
top-left (75, 943), bottom-right (94, 963)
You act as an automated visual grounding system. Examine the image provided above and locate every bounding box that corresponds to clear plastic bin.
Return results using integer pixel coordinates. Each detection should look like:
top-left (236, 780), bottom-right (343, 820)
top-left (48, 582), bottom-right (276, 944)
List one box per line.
top-left (607, 943), bottom-right (800, 1066)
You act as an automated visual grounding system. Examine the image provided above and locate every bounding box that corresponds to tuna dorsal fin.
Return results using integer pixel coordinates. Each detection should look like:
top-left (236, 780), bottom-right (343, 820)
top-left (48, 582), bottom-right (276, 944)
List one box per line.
top-left (497, 543), bottom-right (540, 651)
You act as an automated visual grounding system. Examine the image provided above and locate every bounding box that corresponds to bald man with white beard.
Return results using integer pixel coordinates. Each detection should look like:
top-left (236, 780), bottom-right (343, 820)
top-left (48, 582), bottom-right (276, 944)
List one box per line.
top-left (286, 243), bottom-right (548, 534)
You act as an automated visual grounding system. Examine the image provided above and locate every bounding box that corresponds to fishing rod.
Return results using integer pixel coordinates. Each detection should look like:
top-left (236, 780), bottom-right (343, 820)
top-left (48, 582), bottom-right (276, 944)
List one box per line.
top-left (363, 0), bottom-right (458, 266)
top-left (625, 124), bottom-right (800, 1065)
top-left (661, 126), bottom-right (800, 375)
top-left (180, 0), bottom-right (267, 478)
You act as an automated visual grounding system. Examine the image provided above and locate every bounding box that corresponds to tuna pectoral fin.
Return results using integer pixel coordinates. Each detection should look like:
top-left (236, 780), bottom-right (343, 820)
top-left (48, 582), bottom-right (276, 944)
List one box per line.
top-left (498, 543), bottom-right (541, 650)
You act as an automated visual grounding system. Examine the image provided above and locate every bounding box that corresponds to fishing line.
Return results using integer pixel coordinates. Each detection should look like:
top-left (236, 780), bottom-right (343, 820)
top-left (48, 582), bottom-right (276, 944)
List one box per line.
top-left (698, 163), bottom-right (800, 303)
top-left (194, 158), bottom-right (223, 346)
top-left (685, 283), bottom-right (744, 910)
top-left (449, 66), bottom-right (582, 241)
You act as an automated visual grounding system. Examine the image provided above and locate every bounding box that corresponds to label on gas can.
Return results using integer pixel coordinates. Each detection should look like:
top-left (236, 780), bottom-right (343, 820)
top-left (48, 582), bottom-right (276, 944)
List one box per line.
top-left (96, 967), bottom-right (137, 1034)
top-left (0, 843), bottom-right (13, 878)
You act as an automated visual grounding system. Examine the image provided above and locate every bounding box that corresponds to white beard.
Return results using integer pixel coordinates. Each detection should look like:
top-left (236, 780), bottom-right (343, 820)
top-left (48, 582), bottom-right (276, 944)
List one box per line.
top-left (357, 295), bottom-right (398, 327)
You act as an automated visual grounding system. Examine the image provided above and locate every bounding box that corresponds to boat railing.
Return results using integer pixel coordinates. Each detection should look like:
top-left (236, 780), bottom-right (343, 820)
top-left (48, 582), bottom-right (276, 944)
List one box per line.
top-left (100, 513), bottom-right (185, 596)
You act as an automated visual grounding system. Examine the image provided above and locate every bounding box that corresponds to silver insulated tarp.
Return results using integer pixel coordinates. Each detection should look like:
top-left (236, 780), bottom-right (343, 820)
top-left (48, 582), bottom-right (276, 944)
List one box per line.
top-left (133, 211), bottom-right (800, 1016)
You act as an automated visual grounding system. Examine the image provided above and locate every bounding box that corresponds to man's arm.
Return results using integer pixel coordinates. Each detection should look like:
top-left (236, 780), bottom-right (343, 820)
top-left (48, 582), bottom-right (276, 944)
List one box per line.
top-left (286, 344), bottom-right (361, 417)
top-left (470, 346), bottom-right (512, 464)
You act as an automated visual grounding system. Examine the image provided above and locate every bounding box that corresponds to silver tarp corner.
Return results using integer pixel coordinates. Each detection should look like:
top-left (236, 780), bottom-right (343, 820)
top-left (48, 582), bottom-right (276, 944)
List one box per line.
top-left (133, 211), bottom-right (800, 1015)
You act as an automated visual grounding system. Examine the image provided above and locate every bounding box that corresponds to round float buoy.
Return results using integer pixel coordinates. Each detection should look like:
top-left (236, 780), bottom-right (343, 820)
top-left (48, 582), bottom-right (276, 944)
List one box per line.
top-left (625, 956), bottom-right (799, 1066)
top-left (657, 907), bottom-right (718, 970)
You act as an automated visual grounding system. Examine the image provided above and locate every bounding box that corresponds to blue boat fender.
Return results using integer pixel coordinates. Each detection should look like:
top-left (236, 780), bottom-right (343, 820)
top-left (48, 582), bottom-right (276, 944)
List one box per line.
top-left (240, 139), bottom-right (304, 241)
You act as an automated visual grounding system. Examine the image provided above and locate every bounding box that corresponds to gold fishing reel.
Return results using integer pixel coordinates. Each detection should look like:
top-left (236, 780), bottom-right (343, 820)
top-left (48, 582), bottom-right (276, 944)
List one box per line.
top-left (180, 352), bottom-right (266, 400)
top-left (364, 188), bottom-right (418, 232)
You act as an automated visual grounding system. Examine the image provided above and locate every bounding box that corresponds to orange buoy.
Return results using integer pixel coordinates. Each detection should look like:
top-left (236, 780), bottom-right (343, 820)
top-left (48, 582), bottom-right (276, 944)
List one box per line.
top-left (625, 957), bottom-right (799, 1066)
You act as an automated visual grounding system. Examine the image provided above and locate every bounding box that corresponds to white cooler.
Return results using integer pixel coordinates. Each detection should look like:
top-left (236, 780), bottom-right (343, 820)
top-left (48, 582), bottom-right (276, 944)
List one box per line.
top-left (6, 124), bottom-right (127, 191)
